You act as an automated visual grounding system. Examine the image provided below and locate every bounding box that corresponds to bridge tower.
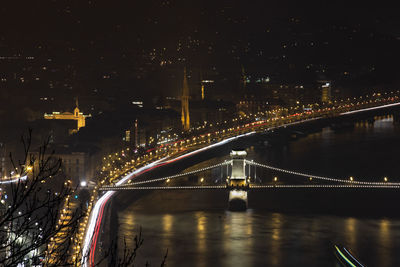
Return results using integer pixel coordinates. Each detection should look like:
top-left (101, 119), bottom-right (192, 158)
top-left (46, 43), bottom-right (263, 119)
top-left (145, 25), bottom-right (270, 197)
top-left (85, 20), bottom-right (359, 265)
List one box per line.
top-left (228, 150), bottom-right (248, 211)
top-left (181, 68), bottom-right (190, 131)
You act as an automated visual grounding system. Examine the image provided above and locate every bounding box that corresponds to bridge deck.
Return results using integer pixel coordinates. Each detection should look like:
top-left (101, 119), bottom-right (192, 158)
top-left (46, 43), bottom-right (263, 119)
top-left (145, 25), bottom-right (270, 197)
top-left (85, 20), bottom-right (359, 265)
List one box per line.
top-left (100, 184), bottom-right (400, 191)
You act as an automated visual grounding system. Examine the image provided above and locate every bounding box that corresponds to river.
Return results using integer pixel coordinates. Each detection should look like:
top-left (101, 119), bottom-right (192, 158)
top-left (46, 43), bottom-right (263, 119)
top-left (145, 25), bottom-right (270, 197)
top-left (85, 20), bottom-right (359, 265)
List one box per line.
top-left (106, 112), bottom-right (400, 266)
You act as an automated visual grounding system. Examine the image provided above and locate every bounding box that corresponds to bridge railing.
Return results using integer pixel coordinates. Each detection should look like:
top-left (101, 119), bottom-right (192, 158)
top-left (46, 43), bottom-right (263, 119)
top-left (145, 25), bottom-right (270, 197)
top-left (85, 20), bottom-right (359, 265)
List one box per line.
top-left (246, 160), bottom-right (400, 186)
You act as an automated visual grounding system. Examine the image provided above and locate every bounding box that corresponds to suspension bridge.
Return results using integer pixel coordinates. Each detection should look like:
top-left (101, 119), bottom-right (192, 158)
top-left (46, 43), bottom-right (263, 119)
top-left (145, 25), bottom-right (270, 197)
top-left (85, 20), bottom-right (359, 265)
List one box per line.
top-left (99, 149), bottom-right (400, 210)
top-left (80, 97), bottom-right (400, 266)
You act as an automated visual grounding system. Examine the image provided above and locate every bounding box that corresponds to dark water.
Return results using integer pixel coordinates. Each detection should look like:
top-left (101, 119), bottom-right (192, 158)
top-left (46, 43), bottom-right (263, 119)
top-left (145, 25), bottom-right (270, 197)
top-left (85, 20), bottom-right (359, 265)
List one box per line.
top-left (110, 114), bottom-right (400, 266)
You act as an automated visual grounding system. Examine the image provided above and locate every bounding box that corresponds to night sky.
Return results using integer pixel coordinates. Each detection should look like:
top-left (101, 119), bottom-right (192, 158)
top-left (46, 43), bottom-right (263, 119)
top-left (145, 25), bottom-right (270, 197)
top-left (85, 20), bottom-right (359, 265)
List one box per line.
top-left (0, 0), bottom-right (399, 144)
top-left (1, 1), bottom-right (399, 88)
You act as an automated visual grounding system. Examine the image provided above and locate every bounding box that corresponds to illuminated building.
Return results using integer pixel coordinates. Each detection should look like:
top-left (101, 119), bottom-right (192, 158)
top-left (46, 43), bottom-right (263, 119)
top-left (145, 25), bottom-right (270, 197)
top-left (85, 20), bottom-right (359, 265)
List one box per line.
top-left (31, 145), bottom-right (91, 187)
top-left (59, 152), bottom-right (87, 186)
top-left (124, 119), bottom-right (140, 147)
top-left (44, 98), bottom-right (91, 134)
top-left (125, 130), bottom-right (131, 142)
top-left (181, 68), bottom-right (190, 131)
top-left (200, 79), bottom-right (214, 100)
top-left (320, 81), bottom-right (332, 104)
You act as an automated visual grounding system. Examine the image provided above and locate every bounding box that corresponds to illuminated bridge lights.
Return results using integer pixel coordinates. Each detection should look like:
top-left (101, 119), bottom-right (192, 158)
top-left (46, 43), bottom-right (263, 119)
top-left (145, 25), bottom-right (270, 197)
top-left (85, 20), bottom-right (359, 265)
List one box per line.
top-left (101, 184), bottom-right (400, 191)
top-left (101, 161), bottom-right (231, 188)
top-left (246, 160), bottom-right (400, 186)
top-left (250, 184), bottom-right (400, 189)
top-left (81, 132), bottom-right (257, 267)
top-left (100, 185), bottom-right (227, 191)
top-left (81, 95), bottom-right (400, 265)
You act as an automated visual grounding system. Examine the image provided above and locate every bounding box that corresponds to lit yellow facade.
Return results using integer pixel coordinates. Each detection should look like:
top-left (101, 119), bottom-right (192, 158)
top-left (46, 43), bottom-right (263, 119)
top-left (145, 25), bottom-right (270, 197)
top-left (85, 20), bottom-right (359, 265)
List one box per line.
top-left (44, 100), bottom-right (90, 134)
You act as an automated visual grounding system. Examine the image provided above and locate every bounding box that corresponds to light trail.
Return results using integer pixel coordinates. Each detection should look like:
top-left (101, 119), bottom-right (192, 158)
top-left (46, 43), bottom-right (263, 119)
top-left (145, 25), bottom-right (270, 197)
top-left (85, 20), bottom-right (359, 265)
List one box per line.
top-left (81, 131), bottom-right (256, 266)
top-left (334, 245), bottom-right (364, 267)
top-left (335, 245), bottom-right (357, 267)
top-left (81, 158), bottom-right (165, 267)
top-left (82, 99), bottom-right (400, 266)
top-left (343, 247), bottom-right (365, 267)
top-left (123, 161), bottom-right (230, 187)
top-left (164, 131), bottom-right (255, 163)
top-left (340, 101), bottom-right (400, 115)
top-left (0, 175), bottom-right (27, 184)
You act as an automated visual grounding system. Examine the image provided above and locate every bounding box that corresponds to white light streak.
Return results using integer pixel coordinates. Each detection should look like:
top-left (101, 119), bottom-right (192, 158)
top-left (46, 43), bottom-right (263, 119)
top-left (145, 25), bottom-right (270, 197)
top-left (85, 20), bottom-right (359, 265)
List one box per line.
top-left (81, 158), bottom-right (165, 267)
top-left (340, 101), bottom-right (400, 115)
top-left (82, 131), bottom-right (256, 266)
top-left (0, 175), bottom-right (27, 184)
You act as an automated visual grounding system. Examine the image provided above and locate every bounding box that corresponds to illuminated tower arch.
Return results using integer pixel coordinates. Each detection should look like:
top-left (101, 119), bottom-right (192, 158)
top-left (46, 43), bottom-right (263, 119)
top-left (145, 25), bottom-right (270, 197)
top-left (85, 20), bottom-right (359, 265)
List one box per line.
top-left (181, 68), bottom-right (190, 131)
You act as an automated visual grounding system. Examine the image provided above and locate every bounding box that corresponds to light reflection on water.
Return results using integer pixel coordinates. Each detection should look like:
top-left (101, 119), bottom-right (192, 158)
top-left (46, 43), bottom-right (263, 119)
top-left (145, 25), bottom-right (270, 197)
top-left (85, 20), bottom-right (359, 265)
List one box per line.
top-left (223, 210), bottom-right (254, 266)
top-left (378, 219), bottom-right (391, 266)
top-left (195, 211), bottom-right (207, 267)
top-left (114, 115), bottom-right (400, 266)
top-left (345, 217), bottom-right (357, 249)
top-left (162, 214), bottom-right (173, 252)
top-left (270, 213), bottom-right (281, 266)
top-left (117, 210), bottom-right (400, 266)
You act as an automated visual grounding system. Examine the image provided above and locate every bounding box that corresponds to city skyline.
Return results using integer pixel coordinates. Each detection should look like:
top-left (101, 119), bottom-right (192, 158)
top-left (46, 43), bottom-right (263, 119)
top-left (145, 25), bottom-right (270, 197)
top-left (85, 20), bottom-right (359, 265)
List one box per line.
top-left (1, 2), bottom-right (400, 266)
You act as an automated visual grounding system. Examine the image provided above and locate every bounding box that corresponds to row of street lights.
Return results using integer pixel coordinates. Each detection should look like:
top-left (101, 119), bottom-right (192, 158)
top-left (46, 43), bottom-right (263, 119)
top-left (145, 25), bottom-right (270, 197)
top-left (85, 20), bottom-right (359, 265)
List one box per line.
top-left (77, 91), bottom-right (400, 264)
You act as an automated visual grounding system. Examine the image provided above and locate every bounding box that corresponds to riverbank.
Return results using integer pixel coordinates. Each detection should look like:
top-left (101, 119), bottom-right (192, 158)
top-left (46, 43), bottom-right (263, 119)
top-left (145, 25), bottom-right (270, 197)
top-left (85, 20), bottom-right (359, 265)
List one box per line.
top-left (97, 104), bottom-right (400, 265)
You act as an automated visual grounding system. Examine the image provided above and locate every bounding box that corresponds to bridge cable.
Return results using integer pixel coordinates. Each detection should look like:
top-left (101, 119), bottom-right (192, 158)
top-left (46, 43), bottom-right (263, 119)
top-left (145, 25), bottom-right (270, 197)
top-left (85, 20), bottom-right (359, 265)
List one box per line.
top-left (250, 184), bottom-right (400, 189)
top-left (100, 185), bottom-right (227, 191)
top-left (246, 160), bottom-right (400, 186)
top-left (106, 161), bottom-right (232, 188)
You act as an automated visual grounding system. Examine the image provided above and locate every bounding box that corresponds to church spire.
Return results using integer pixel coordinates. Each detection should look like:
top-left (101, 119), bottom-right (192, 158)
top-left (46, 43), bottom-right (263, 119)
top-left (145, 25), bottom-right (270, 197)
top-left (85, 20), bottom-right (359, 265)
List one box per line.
top-left (181, 68), bottom-right (190, 131)
top-left (74, 97), bottom-right (80, 117)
